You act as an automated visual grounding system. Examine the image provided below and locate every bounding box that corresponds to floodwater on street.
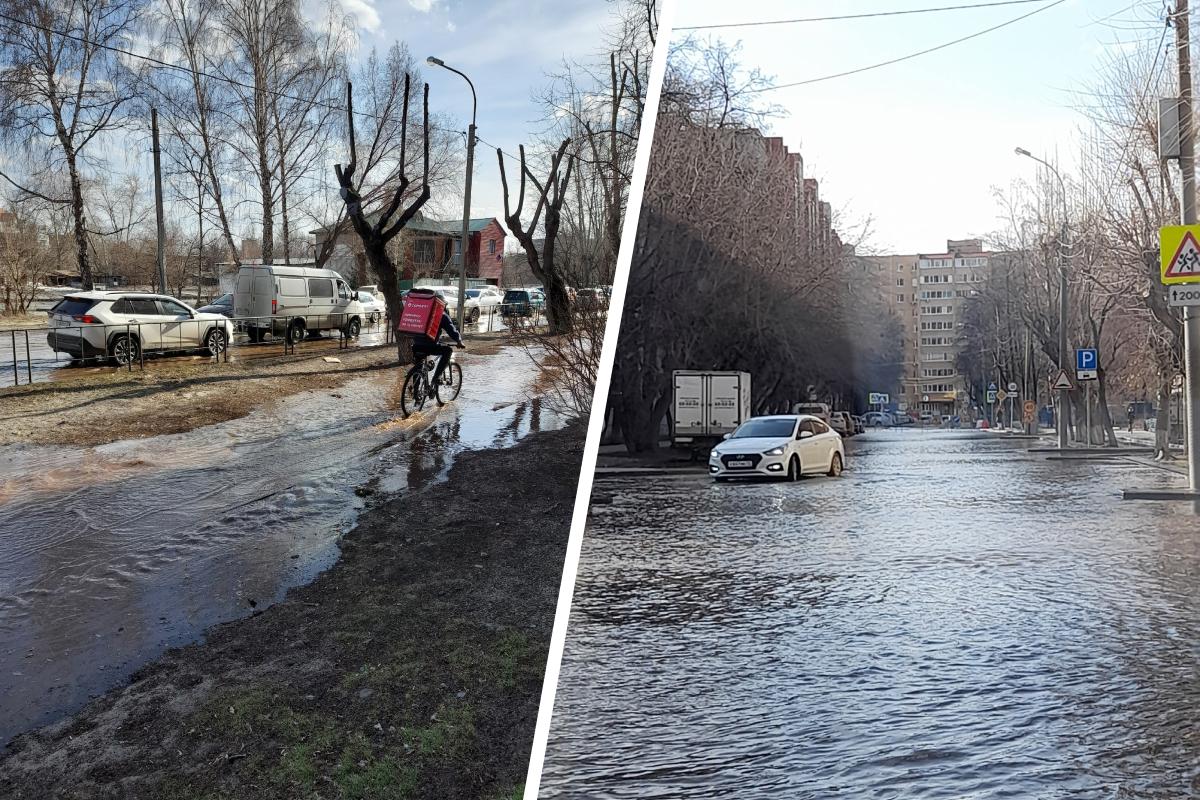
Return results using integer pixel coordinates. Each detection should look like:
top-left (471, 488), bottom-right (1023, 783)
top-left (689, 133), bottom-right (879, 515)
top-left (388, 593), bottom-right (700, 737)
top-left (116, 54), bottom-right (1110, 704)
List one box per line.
top-left (0, 346), bottom-right (560, 744)
top-left (540, 430), bottom-right (1200, 798)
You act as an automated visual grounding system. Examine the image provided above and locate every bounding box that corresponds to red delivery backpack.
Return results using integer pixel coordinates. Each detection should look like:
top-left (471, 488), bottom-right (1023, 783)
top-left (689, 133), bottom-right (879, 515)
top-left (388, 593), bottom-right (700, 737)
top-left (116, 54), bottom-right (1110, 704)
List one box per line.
top-left (397, 288), bottom-right (445, 339)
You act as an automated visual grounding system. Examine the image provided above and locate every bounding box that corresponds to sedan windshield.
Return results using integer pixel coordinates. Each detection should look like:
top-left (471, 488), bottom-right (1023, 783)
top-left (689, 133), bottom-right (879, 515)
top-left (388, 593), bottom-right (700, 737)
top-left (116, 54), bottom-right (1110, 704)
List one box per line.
top-left (731, 418), bottom-right (795, 439)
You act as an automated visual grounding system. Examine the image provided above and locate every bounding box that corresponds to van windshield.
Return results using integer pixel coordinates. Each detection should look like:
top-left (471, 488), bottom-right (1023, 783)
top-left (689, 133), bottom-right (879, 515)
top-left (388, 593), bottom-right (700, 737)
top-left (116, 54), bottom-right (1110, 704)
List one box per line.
top-left (732, 419), bottom-right (795, 439)
top-left (503, 291), bottom-right (529, 302)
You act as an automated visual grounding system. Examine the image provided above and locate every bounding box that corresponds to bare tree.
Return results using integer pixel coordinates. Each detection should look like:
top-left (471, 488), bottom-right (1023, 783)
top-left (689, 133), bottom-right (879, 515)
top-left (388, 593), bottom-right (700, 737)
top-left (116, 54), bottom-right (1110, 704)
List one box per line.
top-left (334, 77), bottom-right (430, 361)
top-left (0, 204), bottom-right (49, 314)
top-left (0, 0), bottom-right (144, 285)
top-left (498, 139), bottom-right (574, 335)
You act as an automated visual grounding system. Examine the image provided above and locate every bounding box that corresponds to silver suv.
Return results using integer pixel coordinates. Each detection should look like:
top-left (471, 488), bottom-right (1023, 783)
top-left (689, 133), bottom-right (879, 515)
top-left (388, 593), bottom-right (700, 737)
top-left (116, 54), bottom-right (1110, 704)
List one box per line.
top-left (47, 291), bottom-right (234, 366)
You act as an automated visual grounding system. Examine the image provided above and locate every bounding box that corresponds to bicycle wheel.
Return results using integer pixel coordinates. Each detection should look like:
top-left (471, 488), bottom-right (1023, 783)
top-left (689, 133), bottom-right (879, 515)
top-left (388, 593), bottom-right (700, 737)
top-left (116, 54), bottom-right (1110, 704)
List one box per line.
top-left (400, 366), bottom-right (429, 417)
top-left (436, 362), bottom-right (463, 405)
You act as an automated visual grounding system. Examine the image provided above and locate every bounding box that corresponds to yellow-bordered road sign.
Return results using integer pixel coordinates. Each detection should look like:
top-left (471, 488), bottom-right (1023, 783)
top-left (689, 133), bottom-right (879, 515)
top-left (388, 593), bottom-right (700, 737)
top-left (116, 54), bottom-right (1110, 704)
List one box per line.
top-left (1160, 225), bottom-right (1200, 284)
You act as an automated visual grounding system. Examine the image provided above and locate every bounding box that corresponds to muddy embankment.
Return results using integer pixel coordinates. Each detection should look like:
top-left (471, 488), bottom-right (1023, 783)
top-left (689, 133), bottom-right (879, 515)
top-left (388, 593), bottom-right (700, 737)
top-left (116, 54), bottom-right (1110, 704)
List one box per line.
top-left (0, 417), bottom-right (584, 800)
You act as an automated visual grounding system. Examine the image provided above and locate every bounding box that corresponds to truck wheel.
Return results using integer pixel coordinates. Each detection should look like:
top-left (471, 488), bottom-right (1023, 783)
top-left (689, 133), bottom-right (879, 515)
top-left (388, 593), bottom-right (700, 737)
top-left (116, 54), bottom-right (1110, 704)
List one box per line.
top-left (287, 320), bottom-right (305, 344)
top-left (345, 317), bottom-right (361, 338)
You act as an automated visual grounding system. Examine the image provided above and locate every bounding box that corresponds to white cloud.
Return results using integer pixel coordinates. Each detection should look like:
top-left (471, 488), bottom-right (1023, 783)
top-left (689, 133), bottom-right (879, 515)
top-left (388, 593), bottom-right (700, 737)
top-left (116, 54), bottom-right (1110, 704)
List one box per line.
top-left (446, 20), bottom-right (456, 32)
top-left (408, 0), bottom-right (438, 11)
top-left (339, 0), bottom-right (381, 32)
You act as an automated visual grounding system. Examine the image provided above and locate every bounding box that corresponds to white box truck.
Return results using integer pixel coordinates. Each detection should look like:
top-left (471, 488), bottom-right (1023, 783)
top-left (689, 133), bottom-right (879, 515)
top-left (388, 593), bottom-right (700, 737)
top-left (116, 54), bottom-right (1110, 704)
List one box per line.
top-left (671, 370), bottom-right (752, 457)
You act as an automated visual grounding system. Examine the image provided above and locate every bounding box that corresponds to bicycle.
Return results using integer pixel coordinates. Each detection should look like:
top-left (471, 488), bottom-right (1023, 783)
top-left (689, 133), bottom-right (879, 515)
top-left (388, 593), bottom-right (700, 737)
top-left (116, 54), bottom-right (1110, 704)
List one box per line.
top-left (400, 349), bottom-right (463, 417)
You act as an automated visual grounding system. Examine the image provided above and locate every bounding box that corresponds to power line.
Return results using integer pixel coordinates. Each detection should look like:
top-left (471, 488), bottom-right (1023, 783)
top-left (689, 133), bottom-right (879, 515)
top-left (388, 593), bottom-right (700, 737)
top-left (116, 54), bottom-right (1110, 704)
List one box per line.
top-left (747, 0), bottom-right (1068, 92)
top-left (0, 9), bottom-right (465, 135)
top-left (676, 0), bottom-right (1048, 31)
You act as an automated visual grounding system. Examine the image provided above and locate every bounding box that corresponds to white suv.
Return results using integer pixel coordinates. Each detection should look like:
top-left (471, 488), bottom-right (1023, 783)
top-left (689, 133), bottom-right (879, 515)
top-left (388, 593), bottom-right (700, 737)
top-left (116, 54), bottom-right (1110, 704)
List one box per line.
top-left (47, 291), bottom-right (235, 366)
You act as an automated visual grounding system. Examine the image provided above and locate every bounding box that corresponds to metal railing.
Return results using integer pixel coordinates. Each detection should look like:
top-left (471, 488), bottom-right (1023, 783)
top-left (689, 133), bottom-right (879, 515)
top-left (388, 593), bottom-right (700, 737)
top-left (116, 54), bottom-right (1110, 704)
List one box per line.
top-left (1, 303), bottom-right (561, 389)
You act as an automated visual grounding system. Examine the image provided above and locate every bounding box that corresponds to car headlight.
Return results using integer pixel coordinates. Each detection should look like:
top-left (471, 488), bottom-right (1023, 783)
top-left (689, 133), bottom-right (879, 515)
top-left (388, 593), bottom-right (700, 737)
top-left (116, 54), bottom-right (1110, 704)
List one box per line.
top-left (764, 446), bottom-right (785, 456)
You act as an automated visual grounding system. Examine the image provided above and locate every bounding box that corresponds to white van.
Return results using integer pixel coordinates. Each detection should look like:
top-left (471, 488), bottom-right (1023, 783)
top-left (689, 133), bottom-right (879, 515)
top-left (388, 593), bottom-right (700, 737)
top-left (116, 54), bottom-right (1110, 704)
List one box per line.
top-left (792, 402), bottom-right (832, 423)
top-left (234, 265), bottom-right (364, 343)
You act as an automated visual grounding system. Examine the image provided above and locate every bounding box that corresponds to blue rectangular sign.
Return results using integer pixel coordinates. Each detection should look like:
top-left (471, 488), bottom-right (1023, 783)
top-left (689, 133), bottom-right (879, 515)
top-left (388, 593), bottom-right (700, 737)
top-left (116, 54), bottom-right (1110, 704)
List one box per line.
top-left (1076, 348), bottom-right (1098, 371)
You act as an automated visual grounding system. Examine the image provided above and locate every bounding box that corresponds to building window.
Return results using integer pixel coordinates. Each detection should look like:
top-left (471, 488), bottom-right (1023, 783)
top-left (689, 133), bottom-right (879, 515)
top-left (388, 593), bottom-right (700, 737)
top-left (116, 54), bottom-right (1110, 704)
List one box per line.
top-left (897, 294), bottom-right (905, 302)
top-left (488, 239), bottom-right (496, 255)
top-left (896, 278), bottom-right (905, 286)
top-left (414, 239), bottom-right (434, 263)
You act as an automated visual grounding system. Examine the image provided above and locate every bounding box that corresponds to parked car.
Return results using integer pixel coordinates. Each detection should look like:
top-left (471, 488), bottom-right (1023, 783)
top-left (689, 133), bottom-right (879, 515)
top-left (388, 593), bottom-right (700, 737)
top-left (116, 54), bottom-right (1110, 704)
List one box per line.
top-left (196, 292), bottom-right (234, 317)
top-left (891, 412), bottom-right (915, 426)
top-left (575, 287), bottom-right (606, 311)
top-left (864, 411), bottom-right (893, 427)
top-left (463, 286), bottom-right (504, 322)
top-left (709, 414), bottom-right (845, 482)
top-left (851, 415), bottom-right (865, 434)
top-left (830, 411), bottom-right (854, 437)
top-left (47, 291), bottom-right (234, 366)
top-left (355, 290), bottom-right (385, 324)
top-left (234, 265), bottom-right (364, 344)
top-left (500, 288), bottom-right (546, 318)
top-left (791, 402), bottom-right (832, 424)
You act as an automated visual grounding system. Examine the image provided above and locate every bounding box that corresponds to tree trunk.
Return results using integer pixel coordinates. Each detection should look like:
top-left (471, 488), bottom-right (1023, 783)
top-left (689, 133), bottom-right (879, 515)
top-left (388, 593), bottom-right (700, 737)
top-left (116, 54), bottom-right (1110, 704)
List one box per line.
top-left (1156, 372), bottom-right (1173, 459)
top-left (65, 151), bottom-right (93, 287)
top-left (280, 183), bottom-right (291, 264)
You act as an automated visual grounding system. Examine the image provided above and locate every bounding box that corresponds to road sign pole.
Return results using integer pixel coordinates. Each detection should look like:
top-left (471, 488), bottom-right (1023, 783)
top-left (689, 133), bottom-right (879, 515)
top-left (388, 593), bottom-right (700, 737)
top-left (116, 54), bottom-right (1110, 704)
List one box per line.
top-left (1176, 0), bottom-right (1200, 488)
top-left (1086, 382), bottom-right (1092, 446)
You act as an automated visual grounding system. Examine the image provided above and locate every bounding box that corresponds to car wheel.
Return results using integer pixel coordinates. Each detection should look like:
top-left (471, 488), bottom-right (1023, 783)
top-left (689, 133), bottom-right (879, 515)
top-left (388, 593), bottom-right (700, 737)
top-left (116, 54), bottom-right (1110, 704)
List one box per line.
top-left (827, 452), bottom-right (844, 477)
top-left (287, 320), bottom-right (306, 344)
top-left (468, 307), bottom-right (480, 324)
top-left (787, 455), bottom-right (800, 481)
top-left (109, 334), bottom-right (140, 366)
top-left (345, 317), bottom-right (361, 338)
top-left (369, 312), bottom-right (380, 325)
top-left (204, 328), bottom-right (227, 357)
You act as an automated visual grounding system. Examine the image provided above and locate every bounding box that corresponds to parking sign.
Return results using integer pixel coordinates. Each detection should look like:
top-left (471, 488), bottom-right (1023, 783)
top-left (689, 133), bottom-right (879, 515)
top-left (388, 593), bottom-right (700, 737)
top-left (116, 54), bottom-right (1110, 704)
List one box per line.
top-left (1076, 348), bottom-right (1098, 381)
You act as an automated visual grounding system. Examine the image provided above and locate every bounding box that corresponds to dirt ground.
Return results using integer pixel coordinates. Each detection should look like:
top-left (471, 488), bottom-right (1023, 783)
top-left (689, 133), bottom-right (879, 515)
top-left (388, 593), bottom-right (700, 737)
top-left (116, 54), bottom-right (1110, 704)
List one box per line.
top-left (0, 420), bottom-right (584, 800)
top-left (0, 335), bottom-right (506, 447)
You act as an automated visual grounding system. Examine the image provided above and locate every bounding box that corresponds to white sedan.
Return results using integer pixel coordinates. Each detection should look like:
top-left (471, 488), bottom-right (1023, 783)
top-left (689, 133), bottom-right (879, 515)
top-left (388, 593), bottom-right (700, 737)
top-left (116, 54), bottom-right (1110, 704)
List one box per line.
top-left (355, 290), bottom-right (385, 324)
top-left (709, 414), bottom-right (845, 482)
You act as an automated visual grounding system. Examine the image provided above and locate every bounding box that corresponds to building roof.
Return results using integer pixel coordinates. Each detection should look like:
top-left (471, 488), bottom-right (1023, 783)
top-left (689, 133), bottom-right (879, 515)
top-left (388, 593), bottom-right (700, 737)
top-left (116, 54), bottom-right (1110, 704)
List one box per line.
top-left (406, 217), bottom-right (498, 235)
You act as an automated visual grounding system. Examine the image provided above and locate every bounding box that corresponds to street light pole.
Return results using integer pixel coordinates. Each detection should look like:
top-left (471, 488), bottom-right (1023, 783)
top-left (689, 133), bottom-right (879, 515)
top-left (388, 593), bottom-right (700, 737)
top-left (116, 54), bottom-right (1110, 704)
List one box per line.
top-left (1016, 146), bottom-right (1071, 449)
top-left (427, 56), bottom-right (476, 332)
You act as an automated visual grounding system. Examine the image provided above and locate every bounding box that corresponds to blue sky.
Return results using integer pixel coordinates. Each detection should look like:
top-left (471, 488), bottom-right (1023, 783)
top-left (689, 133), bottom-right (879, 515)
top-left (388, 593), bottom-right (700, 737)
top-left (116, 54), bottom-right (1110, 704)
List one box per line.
top-left (671, 0), bottom-right (1163, 253)
top-left (346, 0), bottom-right (612, 223)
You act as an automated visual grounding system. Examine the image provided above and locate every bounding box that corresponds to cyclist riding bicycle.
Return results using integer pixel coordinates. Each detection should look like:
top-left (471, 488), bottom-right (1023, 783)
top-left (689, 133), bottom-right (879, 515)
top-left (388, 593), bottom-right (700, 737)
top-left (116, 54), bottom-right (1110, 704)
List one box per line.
top-left (409, 290), bottom-right (465, 383)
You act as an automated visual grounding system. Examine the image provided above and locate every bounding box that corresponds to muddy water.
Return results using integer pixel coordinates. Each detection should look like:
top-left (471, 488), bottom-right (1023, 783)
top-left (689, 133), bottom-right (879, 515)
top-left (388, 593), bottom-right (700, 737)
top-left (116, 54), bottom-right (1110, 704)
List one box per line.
top-left (0, 346), bottom-right (560, 743)
top-left (541, 431), bottom-right (1200, 798)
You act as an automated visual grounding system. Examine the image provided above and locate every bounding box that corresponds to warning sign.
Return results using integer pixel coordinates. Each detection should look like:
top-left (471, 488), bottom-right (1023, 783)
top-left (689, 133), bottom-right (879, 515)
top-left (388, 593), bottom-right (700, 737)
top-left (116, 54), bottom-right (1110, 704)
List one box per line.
top-left (1160, 225), bottom-right (1200, 284)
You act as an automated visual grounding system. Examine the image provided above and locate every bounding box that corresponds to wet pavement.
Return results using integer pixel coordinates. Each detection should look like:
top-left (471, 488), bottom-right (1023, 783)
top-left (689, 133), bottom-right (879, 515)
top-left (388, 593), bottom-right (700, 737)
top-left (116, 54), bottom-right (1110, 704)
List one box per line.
top-left (0, 346), bottom-right (559, 744)
top-left (540, 429), bottom-right (1200, 798)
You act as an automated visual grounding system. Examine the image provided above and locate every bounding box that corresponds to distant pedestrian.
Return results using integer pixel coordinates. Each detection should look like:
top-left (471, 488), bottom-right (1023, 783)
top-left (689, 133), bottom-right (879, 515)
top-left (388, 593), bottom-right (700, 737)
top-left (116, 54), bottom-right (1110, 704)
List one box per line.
top-left (1127, 408), bottom-right (1135, 432)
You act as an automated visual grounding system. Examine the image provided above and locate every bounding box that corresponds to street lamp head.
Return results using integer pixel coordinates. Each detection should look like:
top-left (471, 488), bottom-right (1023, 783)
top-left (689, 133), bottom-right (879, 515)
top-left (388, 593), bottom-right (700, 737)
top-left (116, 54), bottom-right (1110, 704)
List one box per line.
top-left (426, 56), bottom-right (444, 67)
top-left (1014, 147), bottom-right (1032, 157)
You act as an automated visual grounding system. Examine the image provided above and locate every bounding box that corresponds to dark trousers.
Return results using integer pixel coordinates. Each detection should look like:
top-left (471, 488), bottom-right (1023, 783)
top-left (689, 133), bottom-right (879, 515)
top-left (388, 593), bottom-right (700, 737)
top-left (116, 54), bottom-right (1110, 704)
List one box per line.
top-left (412, 340), bottom-right (452, 383)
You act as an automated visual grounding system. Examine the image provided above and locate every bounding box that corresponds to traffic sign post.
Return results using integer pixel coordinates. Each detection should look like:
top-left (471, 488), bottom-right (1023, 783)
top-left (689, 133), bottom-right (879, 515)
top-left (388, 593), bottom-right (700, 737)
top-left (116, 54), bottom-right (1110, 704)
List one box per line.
top-left (1160, 225), bottom-right (1200, 283)
top-left (1161, 220), bottom-right (1200, 486)
top-left (1076, 348), bottom-right (1098, 381)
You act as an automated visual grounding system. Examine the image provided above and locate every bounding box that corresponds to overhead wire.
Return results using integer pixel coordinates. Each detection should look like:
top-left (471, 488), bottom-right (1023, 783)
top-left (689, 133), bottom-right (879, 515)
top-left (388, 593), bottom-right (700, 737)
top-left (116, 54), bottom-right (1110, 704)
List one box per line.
top-left (676, 0), bottom-right (1049, 31)
top-left (745, 0), bottom-right (1069, 92)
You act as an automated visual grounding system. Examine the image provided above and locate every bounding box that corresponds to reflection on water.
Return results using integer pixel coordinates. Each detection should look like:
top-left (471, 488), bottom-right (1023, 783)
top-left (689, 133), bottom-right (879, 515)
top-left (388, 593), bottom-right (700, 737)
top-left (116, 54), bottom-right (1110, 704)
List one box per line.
top-left (541, 431), bottom-right (1200, 799)
top-left (0, 346), bottom-right (561, 744)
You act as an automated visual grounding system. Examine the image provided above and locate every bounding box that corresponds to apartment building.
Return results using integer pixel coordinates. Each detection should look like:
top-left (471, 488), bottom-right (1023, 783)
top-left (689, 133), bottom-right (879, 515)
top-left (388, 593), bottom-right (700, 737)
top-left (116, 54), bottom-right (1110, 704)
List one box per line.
top-left (860, 239), bottom-right (992, 418)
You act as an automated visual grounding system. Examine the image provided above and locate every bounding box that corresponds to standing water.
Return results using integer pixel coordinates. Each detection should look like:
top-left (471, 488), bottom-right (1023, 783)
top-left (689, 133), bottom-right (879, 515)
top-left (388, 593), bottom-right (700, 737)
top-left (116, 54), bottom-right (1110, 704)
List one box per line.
top-left (0, 346), bottom-right (559, 744)
top-left (541, 431), bottom-right (1200, 798)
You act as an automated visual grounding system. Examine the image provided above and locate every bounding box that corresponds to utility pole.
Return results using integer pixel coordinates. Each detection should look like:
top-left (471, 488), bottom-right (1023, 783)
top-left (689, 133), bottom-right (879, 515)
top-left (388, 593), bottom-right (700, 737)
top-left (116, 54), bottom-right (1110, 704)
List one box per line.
top-left (151, 107), bottom-right (167, 295)
top-left (1176, 0), bottom-right (1200, 489)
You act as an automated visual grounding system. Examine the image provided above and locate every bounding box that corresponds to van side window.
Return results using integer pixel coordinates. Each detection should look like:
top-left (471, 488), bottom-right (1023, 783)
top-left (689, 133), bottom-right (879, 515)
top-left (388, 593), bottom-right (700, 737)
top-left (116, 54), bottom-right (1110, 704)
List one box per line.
top-left (308, 278), bottom-right (334, 298)
top-left (336, 281), bottom-right (350, 300)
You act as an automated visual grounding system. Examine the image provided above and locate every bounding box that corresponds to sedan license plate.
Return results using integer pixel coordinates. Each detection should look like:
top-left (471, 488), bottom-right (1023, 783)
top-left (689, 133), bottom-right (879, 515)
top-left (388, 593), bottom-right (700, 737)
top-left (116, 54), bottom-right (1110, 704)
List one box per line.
top-left (728, 459), bottom-right (752, 469)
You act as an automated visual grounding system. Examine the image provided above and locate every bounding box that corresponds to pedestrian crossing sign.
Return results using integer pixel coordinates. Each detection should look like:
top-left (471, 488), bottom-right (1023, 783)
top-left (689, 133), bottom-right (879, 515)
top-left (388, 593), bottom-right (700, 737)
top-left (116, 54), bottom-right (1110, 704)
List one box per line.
top-left (1160, 225), bottom-right (1200, 284)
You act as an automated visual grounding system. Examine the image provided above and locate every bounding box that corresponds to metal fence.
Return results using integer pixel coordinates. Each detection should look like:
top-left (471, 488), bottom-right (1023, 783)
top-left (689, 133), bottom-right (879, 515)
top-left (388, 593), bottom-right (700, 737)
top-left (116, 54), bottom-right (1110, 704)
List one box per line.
top-left (1, 303), bottom-right (552, 389)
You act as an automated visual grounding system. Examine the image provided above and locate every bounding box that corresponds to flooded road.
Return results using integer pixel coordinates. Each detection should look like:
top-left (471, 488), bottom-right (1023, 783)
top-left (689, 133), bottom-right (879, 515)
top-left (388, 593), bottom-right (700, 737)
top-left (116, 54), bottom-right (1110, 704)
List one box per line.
top-left (0, 346), bottom-right (558, 743)
top-left (541, 430), bottom-right (1200, 798)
